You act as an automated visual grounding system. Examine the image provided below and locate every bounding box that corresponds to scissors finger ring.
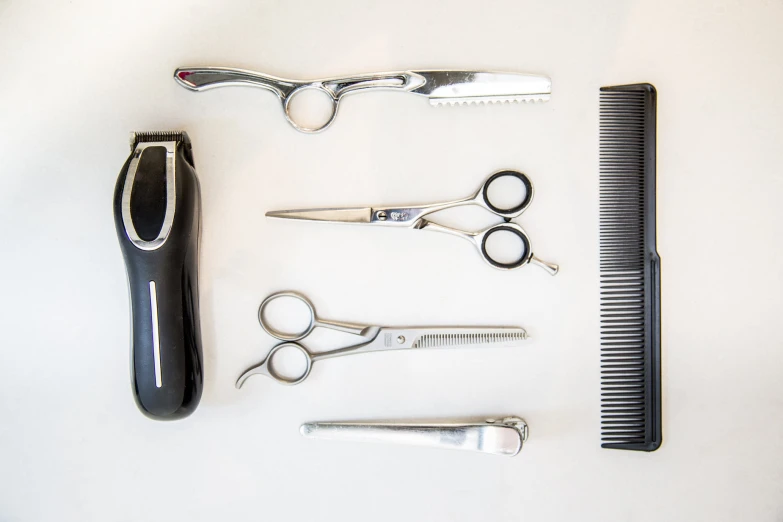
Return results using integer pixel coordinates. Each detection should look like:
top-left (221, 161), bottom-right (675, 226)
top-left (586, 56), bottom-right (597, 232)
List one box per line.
top-left (258, 291), bottom-right (317, 341)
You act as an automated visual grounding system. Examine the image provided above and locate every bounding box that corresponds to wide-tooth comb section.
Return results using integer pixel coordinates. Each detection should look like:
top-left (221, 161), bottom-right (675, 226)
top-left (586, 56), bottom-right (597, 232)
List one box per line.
top-left (411, 331), bottom-right (526, 349)
top-left (599, 84), bottom-right (661, 452)
top-left (429, 94), bottom-right (550, 106)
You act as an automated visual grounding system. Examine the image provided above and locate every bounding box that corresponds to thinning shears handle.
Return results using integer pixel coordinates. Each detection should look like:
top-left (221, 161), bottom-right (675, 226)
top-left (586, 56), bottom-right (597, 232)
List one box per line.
top-left (257, 291), bottom-right (368, 341)
top-left (236, 292), bottom-right (377, 386)
top-left (174, 67), bottom-right (421, 133)
top-left (236, 342), bottom-right (314, 386)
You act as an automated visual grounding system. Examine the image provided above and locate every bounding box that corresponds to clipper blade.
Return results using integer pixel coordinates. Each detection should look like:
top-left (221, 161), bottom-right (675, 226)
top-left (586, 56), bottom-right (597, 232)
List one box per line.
top-left (129, 131), bottom-right (193, 165)
top-left (130, 131), bottom-right (190, 150)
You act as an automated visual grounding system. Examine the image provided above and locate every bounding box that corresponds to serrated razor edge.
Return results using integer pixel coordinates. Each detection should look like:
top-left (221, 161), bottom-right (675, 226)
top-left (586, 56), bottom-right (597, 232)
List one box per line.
top-left (429, 94), bottom-right (550, 106)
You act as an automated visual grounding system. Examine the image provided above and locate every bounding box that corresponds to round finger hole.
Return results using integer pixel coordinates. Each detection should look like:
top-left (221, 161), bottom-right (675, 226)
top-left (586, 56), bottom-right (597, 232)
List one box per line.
top-left (260, 295), bottom-right (313, 339)
top-left (486, 174), bottom-right (529, 212)
top-left (484, 228), bottom-right (528, 266)
top-left (269, 345), bottom-right (309, 382)
top-left (286, 87), bottom-right (335, 131)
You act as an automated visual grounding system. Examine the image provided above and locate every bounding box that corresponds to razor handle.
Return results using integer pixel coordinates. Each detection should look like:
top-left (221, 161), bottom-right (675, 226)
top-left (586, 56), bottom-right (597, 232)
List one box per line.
top-left (113, 134), bottom-right (203, 420)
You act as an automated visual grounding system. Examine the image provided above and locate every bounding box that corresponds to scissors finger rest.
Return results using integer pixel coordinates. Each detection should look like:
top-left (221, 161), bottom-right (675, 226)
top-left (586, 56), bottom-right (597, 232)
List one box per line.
top-left (417, 220), bottom-right (559, 273)
top-left (235, 342), bottom-right (314, 387)
top-left (478, 223), bottom-right (559, 273)
top-left (479, 223), bottom-right (536, 270)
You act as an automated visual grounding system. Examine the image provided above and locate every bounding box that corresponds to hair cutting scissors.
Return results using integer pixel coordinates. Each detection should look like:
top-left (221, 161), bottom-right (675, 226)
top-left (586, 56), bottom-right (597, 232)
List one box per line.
top-left (266, 170), bottom-right (558, 273)
top-left (236, 292), bottom-right (528, 387)
top-left (173, 67), bottom-right (551, 133)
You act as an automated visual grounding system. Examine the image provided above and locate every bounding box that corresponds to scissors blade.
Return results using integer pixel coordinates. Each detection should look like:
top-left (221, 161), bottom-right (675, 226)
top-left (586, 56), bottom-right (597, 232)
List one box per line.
top-left (266, 207), bottom-right (372, 224)
top-left (410, 71), bottom-right (551, 105)
top-left (408, 327), bottom-right (528, 348)
top-left (367, 327), bottom-right (529, 351)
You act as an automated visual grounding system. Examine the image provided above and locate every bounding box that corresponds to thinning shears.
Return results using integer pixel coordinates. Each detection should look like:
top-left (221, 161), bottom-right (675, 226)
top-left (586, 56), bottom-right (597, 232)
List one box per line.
top-left (236, 292), bottom-right (528, 387)
top-left (266, 170), bottom-right (558, 273)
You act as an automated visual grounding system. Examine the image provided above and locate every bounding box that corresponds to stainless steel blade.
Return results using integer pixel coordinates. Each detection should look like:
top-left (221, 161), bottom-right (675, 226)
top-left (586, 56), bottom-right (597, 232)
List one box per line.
top-left (363, 327), bottom-right (528, 351)
top-left (410, 328), bottom-right (528, 348)
top-left (265, 207), bottom-right (372, 224)
top-left (410, 71), bottom-right (551, 104)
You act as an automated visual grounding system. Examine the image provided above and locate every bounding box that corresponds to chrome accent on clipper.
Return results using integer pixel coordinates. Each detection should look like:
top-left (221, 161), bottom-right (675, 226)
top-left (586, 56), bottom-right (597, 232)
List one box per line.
top-left (149, 280), bottom-right (162, 388)
top-left (120, 136), bottom-right (178, 251)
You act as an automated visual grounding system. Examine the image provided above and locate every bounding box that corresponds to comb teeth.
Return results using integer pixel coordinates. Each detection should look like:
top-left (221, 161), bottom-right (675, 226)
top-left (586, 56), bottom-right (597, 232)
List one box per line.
top-left (599, 84), bottom-right (661, 452)
top-left (429, 94), bottom-right (550, 106)
top-left (411, 331), bottom-right (527, 349)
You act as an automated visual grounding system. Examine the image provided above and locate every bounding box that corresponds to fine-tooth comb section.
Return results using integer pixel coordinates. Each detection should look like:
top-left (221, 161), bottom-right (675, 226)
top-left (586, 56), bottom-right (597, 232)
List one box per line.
top-left (599, 84), bottom-right (661, 452)
top-left (411, 331), bottom-right (526, 349)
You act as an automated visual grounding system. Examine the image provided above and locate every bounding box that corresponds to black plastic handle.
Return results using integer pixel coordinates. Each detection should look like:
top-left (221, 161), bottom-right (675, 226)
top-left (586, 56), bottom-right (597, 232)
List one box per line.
top-left (480, 223), bottom-right (531, 269)
top-left (113, 139), bottom-right (203, 420)
top-left (480, 170), bottom-right (534, 218)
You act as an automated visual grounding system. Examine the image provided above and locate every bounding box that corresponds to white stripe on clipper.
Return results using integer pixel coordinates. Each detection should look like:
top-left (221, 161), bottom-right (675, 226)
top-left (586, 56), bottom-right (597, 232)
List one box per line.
top-left (149, 280), bottom-right (162, 388)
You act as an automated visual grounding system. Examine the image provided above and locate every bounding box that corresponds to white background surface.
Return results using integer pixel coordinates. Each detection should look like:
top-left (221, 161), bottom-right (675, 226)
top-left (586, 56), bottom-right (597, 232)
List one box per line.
top-left (1, 0), bottom-right (782, 520)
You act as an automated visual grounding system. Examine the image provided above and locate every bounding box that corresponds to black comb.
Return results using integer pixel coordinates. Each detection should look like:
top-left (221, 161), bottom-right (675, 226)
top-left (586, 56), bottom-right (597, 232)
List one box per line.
top-left (599, 84), bottom-right (661, 451)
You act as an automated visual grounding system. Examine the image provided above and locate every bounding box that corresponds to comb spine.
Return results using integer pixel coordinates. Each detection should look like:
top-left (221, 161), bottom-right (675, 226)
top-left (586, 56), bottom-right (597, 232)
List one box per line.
top-left (642, 84), bottom-right (662, 452)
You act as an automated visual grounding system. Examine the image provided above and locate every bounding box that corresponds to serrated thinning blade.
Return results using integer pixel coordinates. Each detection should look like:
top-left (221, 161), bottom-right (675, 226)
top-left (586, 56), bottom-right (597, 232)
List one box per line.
top-left (411, 71), bottom-right (551, 104)
top-left (411, 330), bottom-right (527, 349)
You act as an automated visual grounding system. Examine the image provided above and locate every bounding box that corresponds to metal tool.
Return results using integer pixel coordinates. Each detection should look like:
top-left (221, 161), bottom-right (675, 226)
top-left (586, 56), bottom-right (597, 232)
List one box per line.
top-left (113, 131), bottom-right (203, 420)
top-left (173, 67), bottom-right (551, 133)
top-left (300, 417), bottom-right (528, 457)
top-left (267, 170), bottom-right (558, 273)
top-left (236, 292), bottom-right (528, 387)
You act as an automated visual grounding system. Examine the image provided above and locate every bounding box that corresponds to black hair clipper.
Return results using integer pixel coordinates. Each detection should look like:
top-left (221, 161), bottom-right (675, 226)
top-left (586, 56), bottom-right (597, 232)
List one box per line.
top-left (113, 131), bottom-right (203, 420)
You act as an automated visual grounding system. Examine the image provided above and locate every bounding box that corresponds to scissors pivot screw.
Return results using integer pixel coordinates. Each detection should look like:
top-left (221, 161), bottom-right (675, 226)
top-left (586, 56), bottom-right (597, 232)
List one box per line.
top-left (376, 211), bottom-right (387, 221)
top-left (397, 335), bottom-right (406, 344)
